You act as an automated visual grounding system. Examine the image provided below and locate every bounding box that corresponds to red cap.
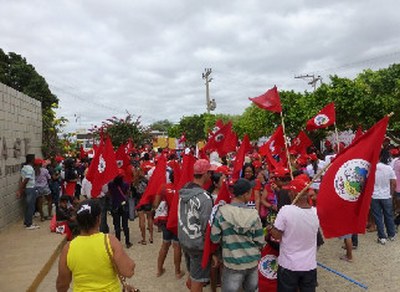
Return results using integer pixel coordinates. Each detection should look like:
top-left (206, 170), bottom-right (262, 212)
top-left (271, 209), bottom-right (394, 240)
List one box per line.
top-left (34, 158), bottom-right (43, 165)
top-left (193, 159), bottom-right (211, 175)
top-left (283, 176), bottom-right (310, 193)
top-left (215, 165), bottom-right (231, 176)
top-left (273, 167), bottom-right (290, 178)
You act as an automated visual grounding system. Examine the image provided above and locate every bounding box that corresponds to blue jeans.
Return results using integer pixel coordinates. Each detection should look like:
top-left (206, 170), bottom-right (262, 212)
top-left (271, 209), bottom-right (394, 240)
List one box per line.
top-left (371, 198), bottom-right (396, 239)
top-left (24, 188), bottom-right (37, 226)
top-left (222, 266), bottom-right (258, 292)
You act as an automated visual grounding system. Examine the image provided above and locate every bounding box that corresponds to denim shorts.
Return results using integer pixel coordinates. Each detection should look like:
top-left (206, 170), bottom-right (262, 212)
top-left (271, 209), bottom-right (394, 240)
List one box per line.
top-left (161, 224), bottom-right (179, 243)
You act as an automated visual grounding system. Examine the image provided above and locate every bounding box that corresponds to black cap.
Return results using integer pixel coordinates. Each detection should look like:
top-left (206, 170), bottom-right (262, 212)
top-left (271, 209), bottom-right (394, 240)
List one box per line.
top-left (233, 178), bottom-right (256, 197)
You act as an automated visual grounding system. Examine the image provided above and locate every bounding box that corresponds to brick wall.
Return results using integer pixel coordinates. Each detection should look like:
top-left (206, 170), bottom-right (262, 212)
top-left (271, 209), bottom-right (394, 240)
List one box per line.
top-left (0, 83), bottom-right (42, 230)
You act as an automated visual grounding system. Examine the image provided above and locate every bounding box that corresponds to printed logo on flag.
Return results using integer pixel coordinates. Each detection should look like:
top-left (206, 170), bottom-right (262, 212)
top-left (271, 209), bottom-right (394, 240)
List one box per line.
top-left (314, 114), bottom-right (330, 127)
top-left (334, 159), bottom-right (370, 202)
top-left (258, 254), bottom-right (278, 280)
top-left (294, 138), bottom-right (300, 146)
top-left (98, 155), bottom-right (106, 173)
top-left (215, 133), bottom-right (224, 142)
top-left (269, 141), bottom-right (275, 152)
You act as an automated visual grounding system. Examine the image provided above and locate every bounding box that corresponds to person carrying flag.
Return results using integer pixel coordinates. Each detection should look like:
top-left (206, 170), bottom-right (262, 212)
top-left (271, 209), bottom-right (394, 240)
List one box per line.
top-left (267, 176), bottom-right (319, 292)
top-left (178, 159), bottom-right (214, 292)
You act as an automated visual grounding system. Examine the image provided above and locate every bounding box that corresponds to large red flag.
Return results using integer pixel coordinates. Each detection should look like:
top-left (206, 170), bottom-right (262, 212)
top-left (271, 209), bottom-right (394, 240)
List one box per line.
top-left (259, 126), bottom-right (286, 170)
top-left (249, 86), bottom-right (282, 113)
top-left (306, 102), bottom-right (336, 131)
top-left (203, 122), bottom-right (236, 157)
top-left (317, 116), bottom-right (389, 238)
top-left (86, 138), bottom-right (119, 198)
top-left (167, 154), bottom-right (195, 235)
top-left (201, 180), bottom-right (232, 268)
top-left (136, 155), bottom-right (167, 209)
top-left (289, 131), bottom-right (313, 155)
top-left (231, 135), bottom-right (251, 181)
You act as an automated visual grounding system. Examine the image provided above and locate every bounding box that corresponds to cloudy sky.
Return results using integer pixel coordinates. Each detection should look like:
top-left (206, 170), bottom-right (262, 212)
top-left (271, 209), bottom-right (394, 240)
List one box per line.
top-left (1, 0), bottom-right (399, 132)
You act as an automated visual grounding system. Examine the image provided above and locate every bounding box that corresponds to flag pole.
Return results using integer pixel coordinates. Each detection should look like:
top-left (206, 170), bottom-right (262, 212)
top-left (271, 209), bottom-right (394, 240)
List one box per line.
top-left (280, 112), bottom-right (294, 180)
top-left (291, 161), bottom-right (332, 205)
top-left (334, 122), bottom-right (340, 153)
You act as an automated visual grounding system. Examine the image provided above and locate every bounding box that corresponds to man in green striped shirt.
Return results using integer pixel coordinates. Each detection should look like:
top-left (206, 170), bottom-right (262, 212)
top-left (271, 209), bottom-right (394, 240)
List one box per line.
top-left (210, 178), bottom-right (265, 292)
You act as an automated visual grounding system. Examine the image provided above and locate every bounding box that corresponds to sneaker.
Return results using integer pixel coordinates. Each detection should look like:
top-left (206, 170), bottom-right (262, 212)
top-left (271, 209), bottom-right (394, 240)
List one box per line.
top-left (389, 235), bottom-right (396, 241)
top-left (26, 225), bottom-right (40, 230)
top-left (377, 238), bottom-right (387, 245)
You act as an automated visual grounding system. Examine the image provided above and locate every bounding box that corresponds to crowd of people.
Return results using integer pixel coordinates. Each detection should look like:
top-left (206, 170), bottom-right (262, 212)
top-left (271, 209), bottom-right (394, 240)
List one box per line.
top-left (16, 137), bottom-right (400, 291)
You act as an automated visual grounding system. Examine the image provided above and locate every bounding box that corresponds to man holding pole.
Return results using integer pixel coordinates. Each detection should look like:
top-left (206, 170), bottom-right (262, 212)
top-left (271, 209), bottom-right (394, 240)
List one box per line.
top-left (267, 176), bottom-right (319, 292)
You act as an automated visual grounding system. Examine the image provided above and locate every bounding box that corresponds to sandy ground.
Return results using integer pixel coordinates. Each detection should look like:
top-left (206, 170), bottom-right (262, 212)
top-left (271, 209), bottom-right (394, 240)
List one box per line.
top-left (1, 214), bottom-right (399, 292)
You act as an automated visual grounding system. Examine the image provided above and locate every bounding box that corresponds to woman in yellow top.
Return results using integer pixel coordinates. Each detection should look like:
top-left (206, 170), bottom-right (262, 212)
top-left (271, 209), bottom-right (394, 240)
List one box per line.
top-left (56, 199), bottom-right (136, 291)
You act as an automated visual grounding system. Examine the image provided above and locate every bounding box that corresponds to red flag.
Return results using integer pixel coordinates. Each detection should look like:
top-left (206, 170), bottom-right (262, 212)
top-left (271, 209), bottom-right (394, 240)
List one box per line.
top-left (115, 143), bottom-right (133, 184)
top-left (306, 102), bottom-right (336, 131)
top-left (167, 154), bottom-right (195, 235)
top-left (231, 135), bottom-right (251, 181)
top-left (317, 116), bottom-right (389, 238)
top-left (248, 86), bottom-right (282, 113)
top-left (259, 126), bottom-right (286, 170)
top-left (258, 245), bottom-right (279, 291)
top-left (201, 180), bottom-right (232, 268)
top-left (86, 138), bottom-right (119, 198)
top-left (203, 122), bottom-right (237, 157)
top-left (136, 155), bottom-right (167, 209)
top-left (289, 131), bottom-right (313, 155)
top-left (79, 145), bottom-right (87, 160)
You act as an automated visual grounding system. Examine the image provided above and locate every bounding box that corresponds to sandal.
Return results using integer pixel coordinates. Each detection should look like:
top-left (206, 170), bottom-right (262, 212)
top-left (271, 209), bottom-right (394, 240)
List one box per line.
top-left (138, 240), bottom-right (147, 245)
top-left (149, 239), bottom-right (153, 244)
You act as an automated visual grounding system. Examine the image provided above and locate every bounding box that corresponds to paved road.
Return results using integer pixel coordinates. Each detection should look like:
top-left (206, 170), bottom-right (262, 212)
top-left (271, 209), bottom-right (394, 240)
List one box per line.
top-left (1, 216), bottom-right (399, 291)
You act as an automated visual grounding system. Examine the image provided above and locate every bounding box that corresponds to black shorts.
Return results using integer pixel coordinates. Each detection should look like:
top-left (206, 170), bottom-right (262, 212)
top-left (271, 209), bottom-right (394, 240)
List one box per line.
top-left (137, 203), bottom-right (152, 212)
top-left (161, 224), bottom-right (179, 242)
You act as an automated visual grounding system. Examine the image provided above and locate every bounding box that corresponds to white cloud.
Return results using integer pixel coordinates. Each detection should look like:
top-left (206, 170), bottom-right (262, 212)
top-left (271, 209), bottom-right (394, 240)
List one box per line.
top-left (1, 0), bottom-right (399, 132)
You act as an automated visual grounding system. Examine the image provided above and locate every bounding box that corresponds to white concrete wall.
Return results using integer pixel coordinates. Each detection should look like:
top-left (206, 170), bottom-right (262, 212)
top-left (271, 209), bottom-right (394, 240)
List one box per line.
top-left (0, 82), bottom-right (42, 229)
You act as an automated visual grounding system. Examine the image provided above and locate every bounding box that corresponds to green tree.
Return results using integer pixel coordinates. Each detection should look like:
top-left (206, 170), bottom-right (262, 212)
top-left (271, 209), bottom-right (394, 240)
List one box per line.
top-left (149, 119), bottom-right (174, 133)
top-left (89, 114), bottom-right (151, 148)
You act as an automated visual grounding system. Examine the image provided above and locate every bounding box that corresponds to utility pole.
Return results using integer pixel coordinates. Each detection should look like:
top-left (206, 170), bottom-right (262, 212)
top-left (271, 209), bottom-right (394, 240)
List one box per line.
top-left (202, 68), bottom-right (216, 113)
top-left (295, 74), bottom-right (322, 91)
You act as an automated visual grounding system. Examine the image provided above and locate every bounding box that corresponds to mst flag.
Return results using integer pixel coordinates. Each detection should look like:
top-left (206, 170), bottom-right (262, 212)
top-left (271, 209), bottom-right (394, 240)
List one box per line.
top-left (306, 102), bottom-right (336, 131)
top-left (115, 143), bottom-right (133, 184)
top-left (249, 85), bottom-right (282, 113)
top-left (289, 131), bottom-right (313, 155)
top-left (317, 116), bottom-right (389, 238)
top-left (259, 126), bottom-right (286, 170)
top-left (86, 137), bottom-right (119, 198)
top-left (203, 121), bottom-right (237, 156)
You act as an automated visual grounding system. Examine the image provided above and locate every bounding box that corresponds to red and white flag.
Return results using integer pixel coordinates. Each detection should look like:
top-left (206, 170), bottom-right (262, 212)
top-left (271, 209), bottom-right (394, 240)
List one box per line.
top-left (115, 143), bottom-right (133, 184)
top-left (203, 121), bottom-right (237, 156)
top-left (249, 86), bottom-right (282, 113)
top-left (306, 102), bottom-right (336, 131)
top-left (259, 126), bottom-right (286, 170)
top-left (317, 116), bottom-right (389, 238)
top-left (86, 137), bottom-right (119, 198)
top-left (289, 131), bottom-right (313, 155)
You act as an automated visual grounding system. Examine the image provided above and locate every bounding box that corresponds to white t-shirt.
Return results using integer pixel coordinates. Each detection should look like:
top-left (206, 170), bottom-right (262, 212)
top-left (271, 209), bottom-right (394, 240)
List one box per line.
top-left (274, 205), bottom-right (319, 271)
top-left (372, 162), bottom-right (396, 199)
